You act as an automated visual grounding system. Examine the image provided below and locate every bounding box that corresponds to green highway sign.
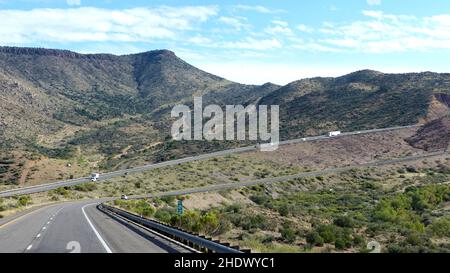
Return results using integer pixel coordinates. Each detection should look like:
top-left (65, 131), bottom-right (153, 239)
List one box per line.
top-left (178, 200), bottom-right (183, 215)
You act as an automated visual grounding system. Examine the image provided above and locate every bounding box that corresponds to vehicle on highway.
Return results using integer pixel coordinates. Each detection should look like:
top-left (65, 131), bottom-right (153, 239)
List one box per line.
top-left (121, 194), bottom-right (128, 200)
top-left (328, 131), bottom-right (341, 137)
top-left (91, 173), bottom-right (100, 182)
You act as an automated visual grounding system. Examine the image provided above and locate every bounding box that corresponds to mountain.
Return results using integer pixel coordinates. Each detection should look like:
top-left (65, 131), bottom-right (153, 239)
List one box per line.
top-left (0, 46), bottom-right (278, 147)
top-left (260, 70), bottom-right (450, 139)
top-left (1, 47), bottom-right (450, 186)
top-left (406, 116), bottom-right (450, 151)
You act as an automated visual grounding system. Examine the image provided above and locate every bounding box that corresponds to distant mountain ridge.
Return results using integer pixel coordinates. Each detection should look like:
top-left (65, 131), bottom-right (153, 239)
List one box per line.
top-left (260, 69), bottom-right (450, 138)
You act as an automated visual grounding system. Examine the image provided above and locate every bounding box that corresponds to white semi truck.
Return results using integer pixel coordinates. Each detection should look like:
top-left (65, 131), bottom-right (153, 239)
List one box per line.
top-left (328, 131), bottom-right (342, 137)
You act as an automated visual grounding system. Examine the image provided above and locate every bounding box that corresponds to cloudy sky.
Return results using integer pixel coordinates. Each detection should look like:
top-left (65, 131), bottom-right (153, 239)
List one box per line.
top-left (1, 0), bottom-right (449, 84)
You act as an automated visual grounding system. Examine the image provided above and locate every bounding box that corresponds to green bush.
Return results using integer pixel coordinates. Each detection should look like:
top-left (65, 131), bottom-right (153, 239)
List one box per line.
top-left (306, 231), bottom-right (324, 246)
top-left (334, 216), bottom-right (355, 228)
top-left (250, 195), bottom-right (270, 206)
top-left (73, 183), bottom-right (97, 192)
top-left (316, 225), bottom-right (337, 243)
top-left (237, 214), bottom-right (271, 231)
top-left (18, 196), bottom-right (31, 207)
top-left (427, 217), bottom-right (450, 237)
top-left (334, 238), bottom-right (346, 250)
top-left (161, 196), bottom-right (176, 205)
top-left (154, 207), bottom-right (177, 223)
top-left (280, 226), bottom-right (296, 243)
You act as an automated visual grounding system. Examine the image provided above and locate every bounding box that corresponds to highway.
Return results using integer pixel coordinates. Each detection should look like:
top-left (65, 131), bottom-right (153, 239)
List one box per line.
top-left (0, 150), bottom-right (446, 253)
top-left (0, 199), bottom-right (193, 253)
top-left (0, 124), bottom-right (419, 198)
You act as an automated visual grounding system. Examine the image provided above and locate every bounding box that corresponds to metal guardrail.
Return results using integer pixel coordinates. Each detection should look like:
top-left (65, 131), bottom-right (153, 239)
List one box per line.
top-left (98, 204), bottom-right (244, 254)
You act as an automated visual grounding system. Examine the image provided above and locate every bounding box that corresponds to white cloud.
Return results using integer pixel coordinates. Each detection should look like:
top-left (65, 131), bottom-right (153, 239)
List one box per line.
top-left (316, 10), bottom-right (450, 53)
top-left (0, 6), bottom-right (218, 44)
top-left (218, 16), bottom-right (250, 31)
top-left (264, 20), bottom-right (293, 36)
top-left (272, 20), bottom-right (289, 27)
top-left (367, 0), bottom-right (381, 6)
top-left (188, 35), bottom-right (212, 45)
top-left (67, 0), bottom-right (81, 6)
top-left (233, 5), bottom-right (285, 14)
top-left (221, 38), bottom-right (282, 51)
top-left (297, 24), bottom-right (314, 33)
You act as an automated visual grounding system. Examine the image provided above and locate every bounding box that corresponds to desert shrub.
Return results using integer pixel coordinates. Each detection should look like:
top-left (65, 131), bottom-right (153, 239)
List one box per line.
top-left (334, 216), bottom-right (355, 228)
top-left (280, 226), bottom-right (296, 243)
top-left (306, 231), bottom-right (324, 246)
top-left (224, 203), bottom-right (242, 213)
top-left (236, 214), bottom-right (271, 231)
top-left (18, 196), bottom-right (31, 207)
top-left (250, 194), bottom-right (270, 206)
top-left (134, 200), bottom-right (155, 217)
top-left (427, 217), bottom-right (450, 237)
top-left (73, 183), bottom-right (97, 192)
top-left (316, 225), bottom-right (337, 243)
top-left (154, 207), bottom-right (177, 223)
top-left (161, 195), bottom-right (176, 205)
top-left (50, 187), bottom-right (71, 196)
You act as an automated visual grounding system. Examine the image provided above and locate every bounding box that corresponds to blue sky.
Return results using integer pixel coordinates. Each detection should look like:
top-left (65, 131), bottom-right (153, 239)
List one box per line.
top-left (1, 0), bottom-right (450, 84)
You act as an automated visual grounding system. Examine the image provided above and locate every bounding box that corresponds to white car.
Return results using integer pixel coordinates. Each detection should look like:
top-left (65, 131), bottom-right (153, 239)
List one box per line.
top-left (91, 173), bottom-right (100, 182)
top-left (121, 194), bottom-right (128, 200)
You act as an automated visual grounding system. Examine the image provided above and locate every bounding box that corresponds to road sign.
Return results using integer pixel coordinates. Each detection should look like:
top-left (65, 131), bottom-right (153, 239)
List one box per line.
top-left (178, 200), bottom-right (184, 215)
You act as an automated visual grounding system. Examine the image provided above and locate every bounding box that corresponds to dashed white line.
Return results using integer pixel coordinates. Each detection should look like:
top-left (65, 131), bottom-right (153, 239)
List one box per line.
top-left (26, 245), bottom-right (32, 251)
top-left (42, 226), bottom-right (46, 230)
top-left (81, 204), bottom-right (112, 253)
top-left (36, 233), bottom-right (41, 238)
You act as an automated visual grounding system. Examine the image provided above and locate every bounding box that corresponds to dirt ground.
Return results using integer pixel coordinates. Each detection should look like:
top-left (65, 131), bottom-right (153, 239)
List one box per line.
top-left (243, 128), bottom-right (424, 170)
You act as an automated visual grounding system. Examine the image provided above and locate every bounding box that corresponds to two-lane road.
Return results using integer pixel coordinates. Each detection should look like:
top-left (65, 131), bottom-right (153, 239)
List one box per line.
top-left (0, 200), bottom-right (191, 253)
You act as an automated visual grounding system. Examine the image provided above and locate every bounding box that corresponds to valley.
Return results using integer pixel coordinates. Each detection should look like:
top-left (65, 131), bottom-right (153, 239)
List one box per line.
top-left (0, 46), bottom-right (449, 254)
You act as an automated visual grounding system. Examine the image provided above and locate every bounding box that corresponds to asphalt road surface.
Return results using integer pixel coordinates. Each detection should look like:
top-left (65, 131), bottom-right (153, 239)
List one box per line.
top-left (0, 199), bottom-right (192, 253)
top-left (0, 125), bottom-right (419, 198)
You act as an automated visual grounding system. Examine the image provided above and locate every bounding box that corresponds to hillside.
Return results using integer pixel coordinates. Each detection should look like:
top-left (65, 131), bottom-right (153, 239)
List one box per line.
top-left (406, 116), bottom-right (450, 151)
top-left (260, 70), bottom-right (450, 139)
top-left (0, 47), bottom-right (277, 146)
top-left (1, 47), bottom-right (450, 187)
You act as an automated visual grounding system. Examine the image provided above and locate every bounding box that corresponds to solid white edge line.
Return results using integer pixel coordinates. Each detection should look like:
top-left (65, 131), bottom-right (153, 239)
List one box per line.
top-left (81, 204), bottom-right (113, 253)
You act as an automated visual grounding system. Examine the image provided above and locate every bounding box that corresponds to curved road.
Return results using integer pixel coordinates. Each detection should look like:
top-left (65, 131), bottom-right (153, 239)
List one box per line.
top-left (0, 200), bottom-right (191, 253)
top-left (0, 150), bottom-right (446, 253)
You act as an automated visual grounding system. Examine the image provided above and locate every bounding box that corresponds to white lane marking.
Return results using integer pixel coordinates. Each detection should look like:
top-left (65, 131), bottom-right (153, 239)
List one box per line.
top-left (26, 245), bottom-right (32, 251)
top-left (47, 221), bottom-right (51, 224)
top-left (36, 233), bottom-right (41, 238)
top-left (81, 204), bottom-right (112, 253)
top-left (42, 226), bottom-right (46, 230)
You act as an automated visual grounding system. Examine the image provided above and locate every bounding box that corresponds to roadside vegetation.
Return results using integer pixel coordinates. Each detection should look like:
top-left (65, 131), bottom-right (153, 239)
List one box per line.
top-left (109, 159), bottom-right (450, 253)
